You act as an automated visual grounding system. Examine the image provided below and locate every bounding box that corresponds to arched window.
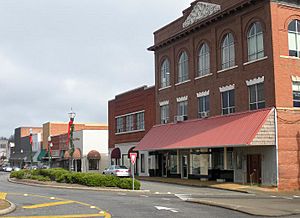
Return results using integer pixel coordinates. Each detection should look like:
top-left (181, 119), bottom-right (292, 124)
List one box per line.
top-left (178, 51), bottom-right (189, 83)
top-left (221, 33), bottom-right (235, 69)
top-left (248, 22), bottom-right (264, 61)
top-left (198, 43), bottom-right (210, 77)
top-left (160, 59), bottom-right (170, 88)
top-left (288, 20), bottom-right (300, 57)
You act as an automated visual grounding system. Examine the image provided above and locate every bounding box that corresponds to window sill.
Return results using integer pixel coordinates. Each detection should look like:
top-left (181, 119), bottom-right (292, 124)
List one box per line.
top-left (217, 65), bottom-right (238, 74)
top-left (243, 56), bottom-right (268, 66)
top-left (115, 129), bottom-right (145, 135)
top-left (158, 86), bottom-right (171, 91)
top-left (280, 55), bottom-right (300, 60)
top-left (175, 79), bottom-right (191, 86)
top-left (195, 73), bottom-right (212, 80)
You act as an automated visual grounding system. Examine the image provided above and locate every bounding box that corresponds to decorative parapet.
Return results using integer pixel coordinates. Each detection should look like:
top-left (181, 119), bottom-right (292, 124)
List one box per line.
top-left (183, 2), bottom-right (221, 28)
top-left (196, 90), bottom-right (209, 98)
top-left (246, 76), bottom-right (264, 86)
top-left (159, 100), bottom-right (169, 106)
top-left (219, 84), bottom-right (235, 92)
top-left (176, 96), bottom-right (188, 102)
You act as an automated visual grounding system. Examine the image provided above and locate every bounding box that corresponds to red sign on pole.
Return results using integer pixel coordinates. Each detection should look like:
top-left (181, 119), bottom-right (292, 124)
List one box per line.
top-left (130, 153), bottom-right (137, 165)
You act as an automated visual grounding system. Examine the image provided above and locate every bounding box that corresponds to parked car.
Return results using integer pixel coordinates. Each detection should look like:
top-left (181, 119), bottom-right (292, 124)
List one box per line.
top-left (13, 166), bottom-right (21, 171)
top-left (4, 166), bottom-right (13, 172)
top-left (103, 165), bottom-right (130, 177)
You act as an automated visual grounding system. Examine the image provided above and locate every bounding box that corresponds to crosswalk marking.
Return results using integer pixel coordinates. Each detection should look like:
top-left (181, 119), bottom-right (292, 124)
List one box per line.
top-left (22, 200), bottom-right (75, 209)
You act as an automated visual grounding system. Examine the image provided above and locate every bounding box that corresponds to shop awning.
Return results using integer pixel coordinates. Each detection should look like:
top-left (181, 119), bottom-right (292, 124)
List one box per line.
top-left (128, 147), bottom-right (139, 158)
top-left (37, 149), bottom-right (47, 161)
top-left (73, 148), bottom-right (81, 160)
top-left (135, 108), bottom-right (275, 151)
top-left (87, 150), bottom-right (101, 160)
top-left (111, 147), bottom-right (121, 159)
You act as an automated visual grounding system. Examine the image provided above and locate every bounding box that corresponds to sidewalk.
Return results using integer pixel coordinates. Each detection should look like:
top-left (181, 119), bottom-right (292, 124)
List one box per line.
top-left (138, 176), bottom-right (300, 217)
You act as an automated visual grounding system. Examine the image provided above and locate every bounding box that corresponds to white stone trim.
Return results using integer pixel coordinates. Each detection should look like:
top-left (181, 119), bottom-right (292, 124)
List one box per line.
top-left (246, 76), bottom-right (265, 86)
top-left (176, 96), bottom-right (188, 102)
top-left (196, 90), bottom-right (209, 98)
top-left (175, 79), bottom-right (191, 86)
top-left (219, 84), bottom-right (235, 92)
top-left (217, 65), bottom-right (238, 74)
top-left (183, 2), bottom-right (221, 28)
top-left (159, 100), bottom-right (169, 106)
top-left (158, 86), bottom-right (171, 91)
top-left (243, 56), bottom-right (268, 66)
top-left (115, 110), bottom-right (145, 119)
top-left (280, 55), bottom-right (300, 60)
top-left (195, 73), bottom-right (212, 80)
top-left (115, 129), bottom-right (145, 135)
top-left (291, 75), bottom-right (300, 82)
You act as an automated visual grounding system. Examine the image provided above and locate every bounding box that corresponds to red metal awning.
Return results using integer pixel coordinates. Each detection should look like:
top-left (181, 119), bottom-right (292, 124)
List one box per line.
top-left (111, 147), bottom-right (121, 159)
top-left (135, 108), bottom-right (274, 151)
top-left (128, 147), bottom-right (139, 158)
top-left (87, 150), bottom-right (101, 160)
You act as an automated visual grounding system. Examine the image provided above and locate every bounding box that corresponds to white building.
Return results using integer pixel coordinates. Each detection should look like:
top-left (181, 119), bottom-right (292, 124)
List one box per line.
top-left (73, 129), bottom-right (108, 173)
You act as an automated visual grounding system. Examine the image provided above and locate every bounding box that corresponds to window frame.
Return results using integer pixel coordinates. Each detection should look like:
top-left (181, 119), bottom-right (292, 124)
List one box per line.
top-left (116, 117), bottom-right (124, 133)
top-left (221, 89), bottom-right (235, 115)
top-left (178, 51), bottom-right (189, 83)
top-left (177, 100), bottom-right (188, 116)
top-left (136, 112), bottom-right (145, 130)
top-left (292, 81), bottom-right (300, 107)
top-left (198, 43), bottom-right (210, 77)
top-left (247, 22), bottom-right (264, 61)
top-left (125, 115), bottom-right (134, 132)
top-left (248, 83), bottom-right (265, 110)
top-left (198, 95), bottom-right (210, 118)
top-left (160, 59), bottom-right (170, 88)
top-left (160, 104), bottom-right (170, 124)
top-left (288, 19), bottom-right (300, 57)
top-left (221, 33), bottom-right (235, 70)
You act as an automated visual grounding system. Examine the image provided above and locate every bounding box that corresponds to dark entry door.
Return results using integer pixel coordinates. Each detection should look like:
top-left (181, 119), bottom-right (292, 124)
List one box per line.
top-left (181, 155), bottom-right (188, 179)
top-left (247, 154), bottom-right (261, 184)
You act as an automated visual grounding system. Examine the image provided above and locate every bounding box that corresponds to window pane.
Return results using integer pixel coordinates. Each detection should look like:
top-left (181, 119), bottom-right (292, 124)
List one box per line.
top-left (257, 83), bottom-right (264, 101)
top-left (229, 90), bottom-right (235, 107)
top-left (288, 20), bottom-right (296, 32)
top-left (249, 86), bottom-right (256, 103)
top-left (289, 33), bottom-right (297, 50)
top-left (222, 92), bottom-right (228, 108)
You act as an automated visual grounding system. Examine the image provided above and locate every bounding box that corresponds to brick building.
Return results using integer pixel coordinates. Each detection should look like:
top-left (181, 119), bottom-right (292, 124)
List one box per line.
top-left (136, 0), bottom-right (300, 190)
top-left (108, 86), bottom-right (155, 176)
top-left (10, 127), bottom-right (42, 167)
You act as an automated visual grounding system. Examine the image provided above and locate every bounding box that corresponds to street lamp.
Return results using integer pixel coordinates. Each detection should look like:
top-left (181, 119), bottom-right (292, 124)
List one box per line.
top-left (29, 128), bottom-right (33, 166)
top-left (68, 109), bottom-right (76, 171)
top-left (48, 136), bottom-right (52, 168)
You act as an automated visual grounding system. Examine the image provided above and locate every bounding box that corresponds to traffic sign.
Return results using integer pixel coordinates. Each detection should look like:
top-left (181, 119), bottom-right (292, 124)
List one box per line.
top-left (130, 152), bottom-right (137, 164)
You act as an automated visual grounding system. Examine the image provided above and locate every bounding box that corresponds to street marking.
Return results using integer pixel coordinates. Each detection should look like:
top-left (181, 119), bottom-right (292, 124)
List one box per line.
top-left (0, 192), bottom-right (7, 199)
top-left (4, 213), bottom-right (111, 218)
top-left (50, 197), bottom-right (56, 200)
top-left (293, 195), bottom-right (300, 198)
top-left (24, 194), bottom-right (28, 196)
top-left (155, 206), bottom-right (178, 213)
top-left (140, 195), bottom-right (149, 197)
top-left (175, 194), bottom-right (191, 201)
top-left (90, 206), bottom-right (96, 209)
top-left (167, 192), bottom-right (171, 194)
top-left (155, 192), bottom-right (160, 194)
top-left (22, 200), bottom-right (75, 209)
top-left (162, 198), bottom-right (170, 201)
top-left (283, 197), bottom-right (293, 200)
top-left (270, 195), bottom-right (277, 198)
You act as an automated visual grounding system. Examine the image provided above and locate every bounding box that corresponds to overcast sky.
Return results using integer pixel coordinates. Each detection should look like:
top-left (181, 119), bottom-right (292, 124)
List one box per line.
top-left (0, 0), bottom-right (190, 137)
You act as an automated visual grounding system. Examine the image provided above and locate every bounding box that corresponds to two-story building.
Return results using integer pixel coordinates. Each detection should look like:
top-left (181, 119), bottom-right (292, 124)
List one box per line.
top-left (108, 86), bottom-right (155, 176)
top-left (136, 0), bottom-right (300, 190)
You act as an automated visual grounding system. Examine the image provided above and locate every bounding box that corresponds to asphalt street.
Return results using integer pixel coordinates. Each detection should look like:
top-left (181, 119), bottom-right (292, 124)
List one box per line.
top-left (0, 172), bottom-right (299, 218)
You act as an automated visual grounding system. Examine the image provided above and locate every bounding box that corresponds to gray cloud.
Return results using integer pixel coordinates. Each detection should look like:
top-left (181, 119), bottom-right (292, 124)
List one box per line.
top-left (0, 0), bottom-right (190, 137)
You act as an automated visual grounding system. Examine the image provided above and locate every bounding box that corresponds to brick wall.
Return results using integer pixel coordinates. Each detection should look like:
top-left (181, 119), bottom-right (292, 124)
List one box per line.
top-left (277, 109), bottom-right (300, 190)
top-left (108, 86), bottom-right (156, 148)
top-left (153, 0), bottom-right (274, 124)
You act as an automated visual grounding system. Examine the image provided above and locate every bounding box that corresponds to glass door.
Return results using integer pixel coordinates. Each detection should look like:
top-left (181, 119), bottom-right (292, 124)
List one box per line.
top-left (182, 155), bottom-right (188, 179)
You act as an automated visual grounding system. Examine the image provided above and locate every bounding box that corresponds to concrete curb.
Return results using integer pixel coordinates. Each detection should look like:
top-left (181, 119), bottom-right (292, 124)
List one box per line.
top-left (0, 199), bottom-right (16, 216)
top-left (138, 178), bottom-right (250, 194)
top-left (186, 199), bottom-right (300, 217)
top-left (8, 178), bottom-right (150, 193)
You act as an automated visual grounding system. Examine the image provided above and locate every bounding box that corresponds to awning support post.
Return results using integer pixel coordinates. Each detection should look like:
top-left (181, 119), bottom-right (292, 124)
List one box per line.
top-left (224, 147), bottom-right (227, 170)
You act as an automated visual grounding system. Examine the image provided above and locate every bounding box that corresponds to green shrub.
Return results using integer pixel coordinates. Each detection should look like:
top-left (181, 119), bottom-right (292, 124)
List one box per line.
top-left (118, 178), bottom-right (141, 190)
top-left (11, 168), bottom-right (141, 190)
top-left (10, 170), bottom-right (25, 179)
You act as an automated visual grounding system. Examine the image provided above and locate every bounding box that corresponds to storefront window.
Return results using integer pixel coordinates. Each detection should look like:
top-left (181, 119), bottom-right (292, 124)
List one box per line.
top-left (122, 154), bottom-right (130, 168)
top-left (89, 159), bottom-right (98, 170)
top-left (169, 154), bottom-right (177, 174)
top-left (191, 154), bottom-right (201, 175)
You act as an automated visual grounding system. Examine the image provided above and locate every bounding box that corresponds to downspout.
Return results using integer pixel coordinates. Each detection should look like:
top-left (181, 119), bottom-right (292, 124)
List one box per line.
top-left (274, 108), bottom-right (279, 188)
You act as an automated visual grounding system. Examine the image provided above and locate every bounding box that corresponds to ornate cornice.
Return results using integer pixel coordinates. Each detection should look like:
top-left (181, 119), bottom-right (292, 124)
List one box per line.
top-left (183, 2), bottom-right (221, 28)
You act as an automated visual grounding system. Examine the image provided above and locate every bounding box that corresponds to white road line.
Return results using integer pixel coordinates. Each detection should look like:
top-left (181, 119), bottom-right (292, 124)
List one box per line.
top-left (155, 206), bottom-right (178, 213)
top-left (174, 194), bottom-right (191, 201)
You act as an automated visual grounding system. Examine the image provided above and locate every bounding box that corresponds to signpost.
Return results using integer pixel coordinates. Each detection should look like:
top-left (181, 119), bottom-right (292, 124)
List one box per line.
top-left (130, 153), bottom-right (137, 190)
